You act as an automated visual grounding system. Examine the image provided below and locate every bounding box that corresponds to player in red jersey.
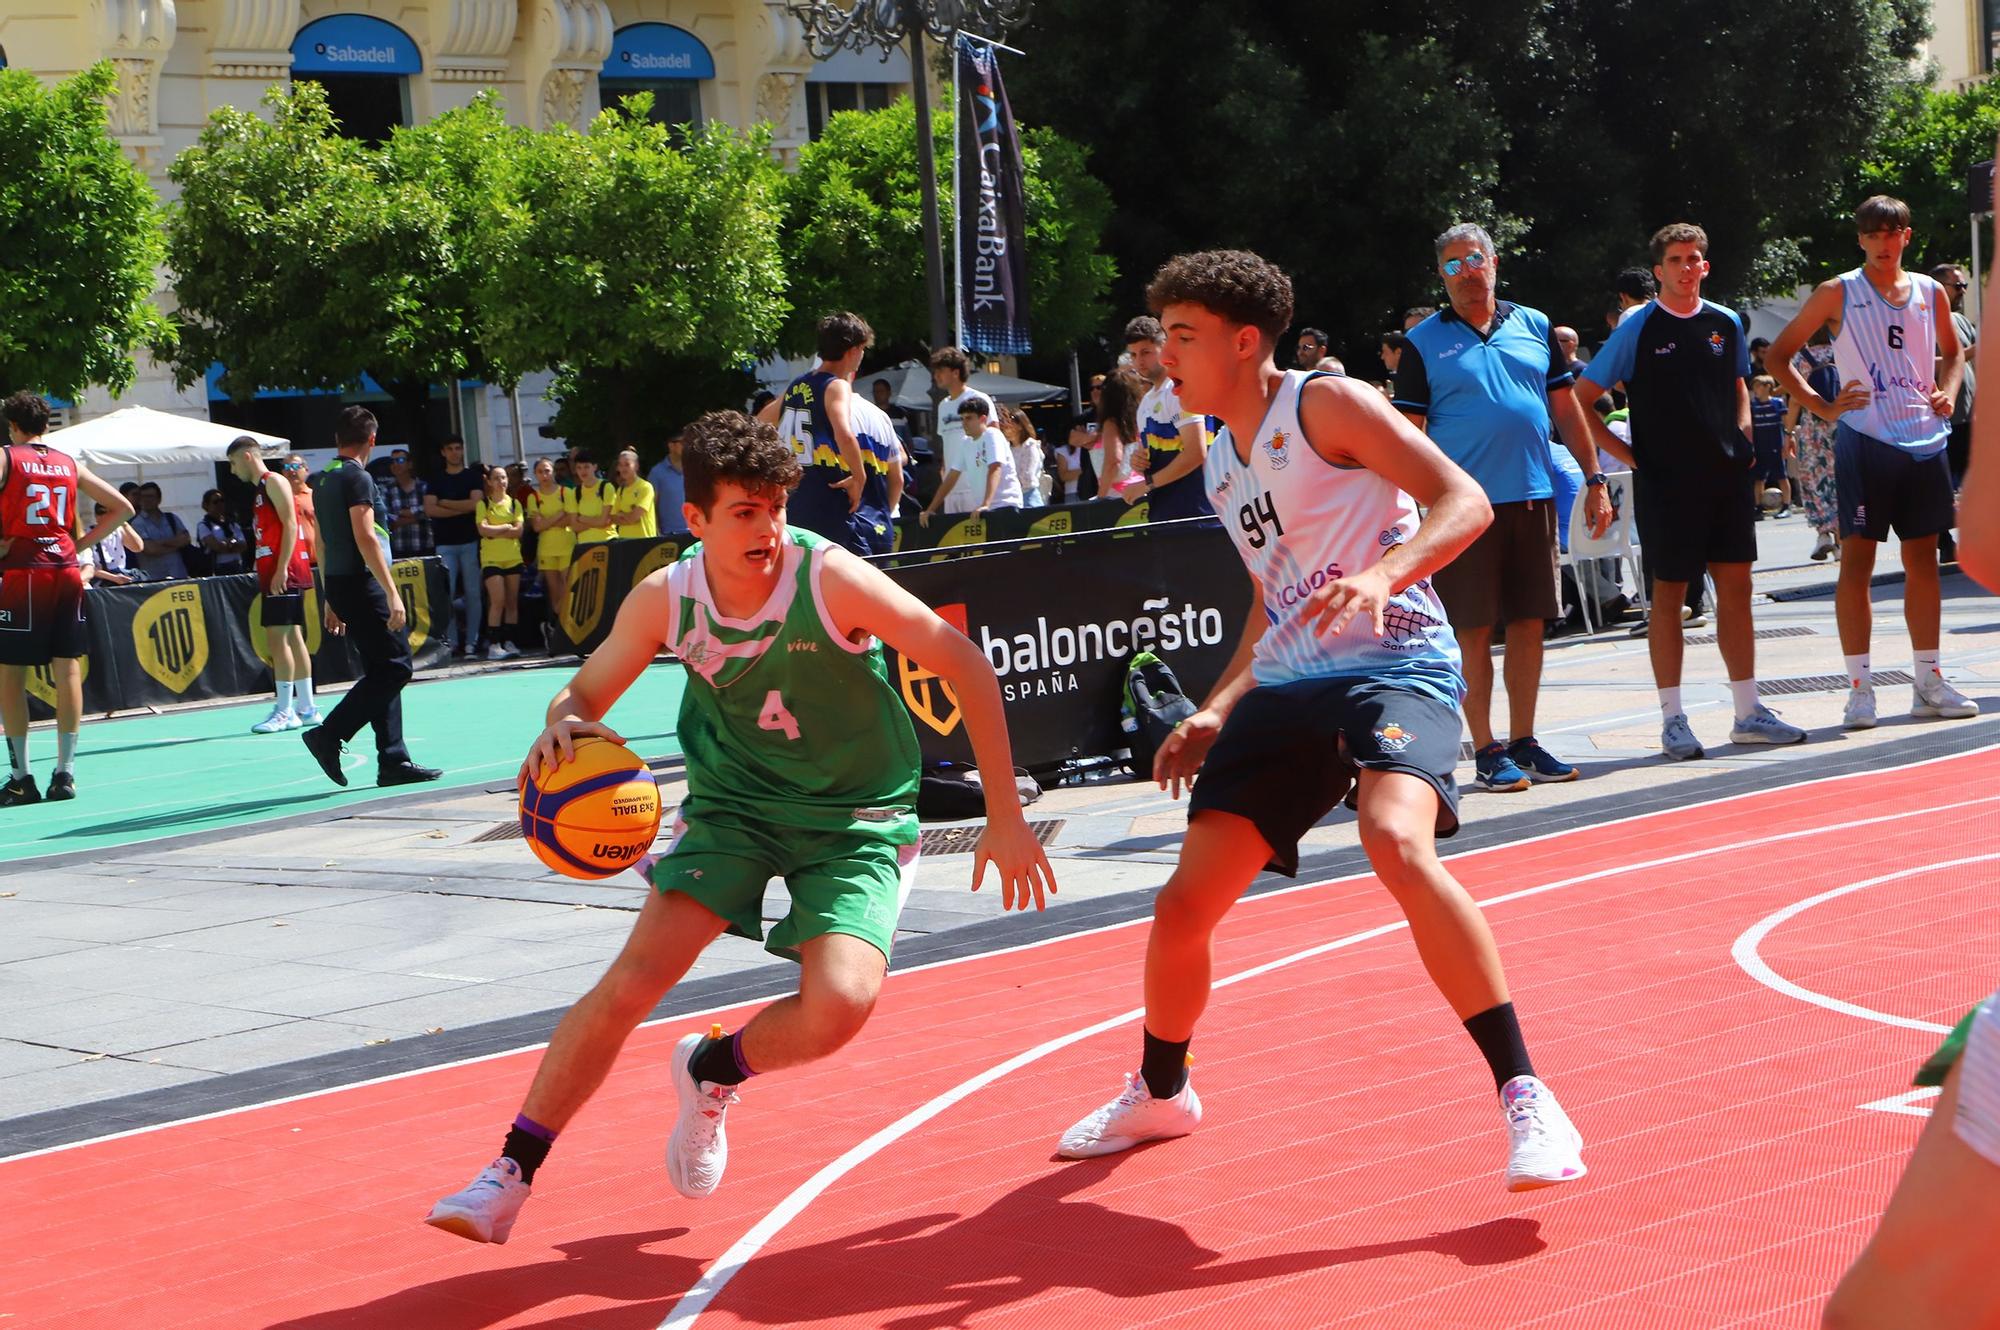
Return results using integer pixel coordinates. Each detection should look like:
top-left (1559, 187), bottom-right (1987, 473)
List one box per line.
top-left (0, 392), bottom-right (132, 805)
top-left (229, 436), bottom-right (318, 732)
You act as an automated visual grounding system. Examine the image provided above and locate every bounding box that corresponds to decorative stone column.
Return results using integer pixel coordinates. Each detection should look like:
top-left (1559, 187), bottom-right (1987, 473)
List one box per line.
top-left (430, 0), bottom-right (518, 88)
top-left (526, 0), bottom-right (613, 130)
top-left (752, 0), bottom-right (813, 163)
top-left (205, 0), bottom-right (299, 82)
top-left (95, 0), bottom-right (177, 172)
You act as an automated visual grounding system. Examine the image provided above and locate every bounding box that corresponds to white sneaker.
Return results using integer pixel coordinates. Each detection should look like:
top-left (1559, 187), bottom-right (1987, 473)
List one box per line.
top-left (1730, 703), bottom-right (1807, 745)
top-left (1057, 1071), bottom-right (1202, 1159)
top-left (1842, 686), bottom-right (1878, 730)
top-left (251, 707), bottom-right (298, 735)
top-left (1501, 1076), bottom-right (1587, 1192)
top-left (1660, 713), bottom-right (1705, 761)
top-left (499, 641), bottom-right (523, 658)
top-left (485, 643), bottom-right (508, 661)
top-left (1913, 674), bottom-right (1979, 720)
top-left (294, 703), bottom-right (320, 726)
top-left (426, 1157), bottom-right (532, 1243)
top-left (1811, 531), bottom-right (1837, 562)
top-left (667, 1029), bottom-right (739, 1199)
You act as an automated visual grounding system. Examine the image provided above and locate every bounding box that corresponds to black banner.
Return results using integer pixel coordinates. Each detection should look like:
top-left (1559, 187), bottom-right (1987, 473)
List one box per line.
top-left (25, 559), bottom-right (452, 721)
top-left (552, 520), bottom-right (1253, 770)
top-left (956, 34), bottom-right (1032, 356)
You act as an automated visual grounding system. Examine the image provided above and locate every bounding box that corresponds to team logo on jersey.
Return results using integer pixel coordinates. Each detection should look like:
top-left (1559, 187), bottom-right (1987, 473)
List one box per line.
top-left (1379, 595), bottom-right (1447, 652)
top-left (1374, 723), bottom-right (1416, 754)
top-left (1378, 526), bottom-right (1405, 547)
top-left (1707, 331), bottom-right (1726, 356)
top-left (1265, 429), bottom-right (1292, 469)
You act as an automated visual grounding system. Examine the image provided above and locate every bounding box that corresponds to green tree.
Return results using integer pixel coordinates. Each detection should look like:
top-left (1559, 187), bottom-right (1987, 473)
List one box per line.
top-left (0, 63), bottom-right (171, 403)
top-left (775, 98), bottom-right (1115, 357)
top-left (477, 98), bottom-right (789, 451)
top-left (1006, 0), bottom-right (1929, 359)
top-left (161, 82), bottom-right (477, 450)
top-left (1830, 77), bottom-right (2000, 275)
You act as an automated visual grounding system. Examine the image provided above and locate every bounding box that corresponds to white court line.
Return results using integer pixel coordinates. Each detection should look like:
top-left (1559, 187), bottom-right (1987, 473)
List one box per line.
top-left (4, 742), bottom-right (1994, 1172)
top-left (657, 788), bottom-right (2000, 1328)
top-left (1861, 1087), bottom-right (1943, 1117)
top-left (1730, 852), bottom-right (2000, 1035)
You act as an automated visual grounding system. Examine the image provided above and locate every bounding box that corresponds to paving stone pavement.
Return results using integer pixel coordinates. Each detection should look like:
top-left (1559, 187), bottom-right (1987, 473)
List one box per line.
top-left (2, 514), bottom-right (1995, 1130)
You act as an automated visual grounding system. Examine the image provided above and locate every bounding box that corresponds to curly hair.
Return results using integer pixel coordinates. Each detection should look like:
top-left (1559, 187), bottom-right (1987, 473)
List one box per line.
top-left (928, 346), bottom-right (972, 378)
top-left (1145, 250), bottom-right (1295, 345)
top-left (682, 410), bottom-right (801, 513)
top-left (1122, 315), bottom-right (1165, 346)
top-left (1, 391), bottom-right (51, 439)
top-left (1649, 222), bottom-right (1709, 264)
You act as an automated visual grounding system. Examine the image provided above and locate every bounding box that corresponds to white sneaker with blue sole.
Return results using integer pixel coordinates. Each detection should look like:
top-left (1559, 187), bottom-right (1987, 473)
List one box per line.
top-left (1731, 703), bottom-right (1807, 745)
top-left (426, 1156), bottom-right (531, 1243)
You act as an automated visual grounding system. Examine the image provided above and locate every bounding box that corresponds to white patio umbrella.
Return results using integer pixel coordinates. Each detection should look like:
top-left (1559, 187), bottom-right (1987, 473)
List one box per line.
top-left (44, 406), bottom-right (290, 467)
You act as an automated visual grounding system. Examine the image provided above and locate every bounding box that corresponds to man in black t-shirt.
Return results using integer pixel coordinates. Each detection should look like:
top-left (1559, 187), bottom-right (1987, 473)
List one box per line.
top-left (424, 434), bottom-right (483, 656)
top-left (1576, 223), bottom-right (1806, 761)
top-left (302, 406), bottom-right (440, 788)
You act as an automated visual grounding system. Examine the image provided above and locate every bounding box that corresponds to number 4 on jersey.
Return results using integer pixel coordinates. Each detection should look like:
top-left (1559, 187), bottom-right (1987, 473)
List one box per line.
top-left (758, 689), bottom-right (802, 741)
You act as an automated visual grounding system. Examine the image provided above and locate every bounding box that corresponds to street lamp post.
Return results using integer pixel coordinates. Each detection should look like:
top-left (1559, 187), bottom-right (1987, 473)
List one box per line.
top-left (785, 0), bottom-right (1031, 355)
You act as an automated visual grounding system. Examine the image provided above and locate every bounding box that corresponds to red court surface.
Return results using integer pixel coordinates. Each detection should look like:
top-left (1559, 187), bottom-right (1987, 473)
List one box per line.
top-left (5, 747), bottom-right (1998, 1329)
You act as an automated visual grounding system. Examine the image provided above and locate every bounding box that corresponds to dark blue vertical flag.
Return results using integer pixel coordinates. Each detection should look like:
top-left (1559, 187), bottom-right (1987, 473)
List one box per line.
top-left (956, 34), bottom-right (1032, 355)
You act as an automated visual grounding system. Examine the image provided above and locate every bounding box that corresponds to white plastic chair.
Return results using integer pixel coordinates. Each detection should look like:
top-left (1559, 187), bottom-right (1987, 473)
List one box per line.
top-left (1562, 470), bottom-right (1646, 635)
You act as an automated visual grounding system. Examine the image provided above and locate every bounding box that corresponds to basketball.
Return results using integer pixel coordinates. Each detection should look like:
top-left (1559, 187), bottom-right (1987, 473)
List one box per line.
top-left (1761, 487), bottom-right (1785, 510)
top-left (517, 736), bottom-right (663, 879)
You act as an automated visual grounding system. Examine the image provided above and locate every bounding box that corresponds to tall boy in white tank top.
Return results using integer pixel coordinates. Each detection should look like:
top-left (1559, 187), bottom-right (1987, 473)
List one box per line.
top-left (1768, 194), bottom-right (1979, 727)
top-left (1056, 250), bottom-right (1588, 1193)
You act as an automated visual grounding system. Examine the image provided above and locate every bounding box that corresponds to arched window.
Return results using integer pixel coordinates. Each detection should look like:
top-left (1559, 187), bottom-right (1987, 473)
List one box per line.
top-left (599, 24), bottom-right (714, 132)
top-left (291, 15), bottom-right (422, 144)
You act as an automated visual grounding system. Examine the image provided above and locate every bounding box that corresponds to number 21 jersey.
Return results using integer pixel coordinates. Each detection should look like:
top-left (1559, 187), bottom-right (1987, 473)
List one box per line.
top-left (0, 444), bottom-right (80, 570)
top-left (1203, 370), bottom-right (1461, 702)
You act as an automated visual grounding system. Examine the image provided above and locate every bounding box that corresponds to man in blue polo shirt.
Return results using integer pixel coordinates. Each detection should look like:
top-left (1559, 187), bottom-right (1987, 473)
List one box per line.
top-left (1395, 223), bottom-right (1610, 792)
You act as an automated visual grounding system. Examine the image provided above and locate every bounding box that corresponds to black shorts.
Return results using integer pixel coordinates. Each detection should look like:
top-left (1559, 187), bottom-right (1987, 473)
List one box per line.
top-left (481, 565), bottom-right (522, 581)
top-left (1430, 498), bottom-right (1561, 628)
top-left (1188, 675), bottom-right (1462, 877)
top-left (0, 565), bottom-right (89, 665)
top-left (1752, 444), bottom-right (1786, 488)
top-left (1834, 423), bottom-right (1955, 542)
top-left (1633, 460), bottom-right (1757, 584)
top-left (260, 590), bottom-right (306, 627)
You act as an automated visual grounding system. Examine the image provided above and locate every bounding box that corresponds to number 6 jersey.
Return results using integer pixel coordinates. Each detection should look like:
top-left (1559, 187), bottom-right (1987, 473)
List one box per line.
top-left (1830, 268), bottom-right (1951, 456)
top-left (665, 527), bottom-right (919, 842)
top-left (0, 443), bottom-right (80, 569)
top-left (1203, 370), bottom-right (1462, 702)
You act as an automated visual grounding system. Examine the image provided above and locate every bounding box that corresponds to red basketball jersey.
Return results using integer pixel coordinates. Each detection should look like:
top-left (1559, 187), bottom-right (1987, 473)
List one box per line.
top-left (0, 443), bottom-right (80, 569)
top-left (254, 473), bottom-right (312, 589)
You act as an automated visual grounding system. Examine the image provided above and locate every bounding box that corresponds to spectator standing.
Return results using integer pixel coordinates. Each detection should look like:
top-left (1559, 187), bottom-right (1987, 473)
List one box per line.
top-left (128, 482), bottom-right (192, 580)
top-left (1053, 418), bottom-right (1095, 503)
top-left (1380, 331), bottom-right (1408, 382)
top-left (928, 346), bottom-right (985, 510)
top-left (921, 397), bottom-right (1020, 524)
top-left (424, 434), bottom-right (483, 657)
top-left (1767, 195), bottom-right (1978, 729)
top-left (1749, 376), bottom-right (1791, 516)
top-left (760, 314), bottom-right (874, 553)
top-left (998, 404), bottom-right (1047, 508)
top-left (1293, 326), bottom-right (1329, 370)
top-left (1576, 222), bottom-right (1807, 759)
top-left (848, 388), bottom-right (905, 554)
top-left (1783, 332), bottom-right (1843, 561)
top-left (228, 437), bottom-right (317, 733)
top-left (1094, 367), bottom-right (1142, 495)
top-left (526, 457), bottom-right (573, 647)
top-left (648, 431), bottom-right (687, 534)
top-left (196, 488), bottom-right (248, 575)
top-left (1930, 262), bottom-right (1977, 562)
top-left (478, 464), bottom-right (526, 659)
top-left (1613, 267), bottom-right (1657, 326)
top-left (565, 452), bottom-right (617, 549)
top-left (610, 449), bottom-right (658, 541)
top-left (284, 456), bottom-right (319, 567)
top-left (384, 449), bottom-right (432, 559)
top-left (81, 501), bottom-right (144, 585)
top-left (301, 407), bottom-right (439, 788)
top-left (1395, 222), bottom-right (1610, 790)
top-left (1123, 315), bottom-right (1216, 521)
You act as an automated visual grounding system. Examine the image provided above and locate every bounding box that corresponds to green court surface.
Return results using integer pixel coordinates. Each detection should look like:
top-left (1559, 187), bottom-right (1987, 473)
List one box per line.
top-left (0, 663), bottom-right (687, 866)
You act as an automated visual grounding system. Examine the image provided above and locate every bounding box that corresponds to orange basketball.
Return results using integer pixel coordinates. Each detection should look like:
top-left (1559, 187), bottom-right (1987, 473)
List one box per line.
top-left (517, 736), bottom-right (663, 879)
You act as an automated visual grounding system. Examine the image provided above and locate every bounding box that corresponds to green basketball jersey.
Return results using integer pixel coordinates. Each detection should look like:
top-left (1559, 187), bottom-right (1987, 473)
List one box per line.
top-left (667, 527), bottom-right (919, 841)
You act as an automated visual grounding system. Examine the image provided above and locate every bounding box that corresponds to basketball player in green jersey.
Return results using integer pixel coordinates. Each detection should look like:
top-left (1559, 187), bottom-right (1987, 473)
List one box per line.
top-left (428, 410), bottom-right (1055, 1243)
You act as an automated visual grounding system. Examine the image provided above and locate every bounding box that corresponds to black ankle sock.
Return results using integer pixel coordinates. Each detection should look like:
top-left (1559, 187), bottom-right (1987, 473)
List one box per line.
top-left (1463, 1002), bottom-right (1535, 1095)
top-left (1139, 1029), bottom-right (1191, 1099)
top-left (688, 1028), bottom-right (754, 1087)
top-left (501, 1128), bottom-right (553, 1184)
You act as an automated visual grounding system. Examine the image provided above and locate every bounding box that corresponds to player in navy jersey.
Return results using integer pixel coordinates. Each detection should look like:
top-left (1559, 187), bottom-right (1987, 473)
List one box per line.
top-left (1056, 250), bottom-right (1587, 1193)
top-left (1576, 223), bottom-right (1808, 760)
top-left (758, 312), bottom-right (872, 555)
top-left (1766, 195), bottom-right (1978, 730)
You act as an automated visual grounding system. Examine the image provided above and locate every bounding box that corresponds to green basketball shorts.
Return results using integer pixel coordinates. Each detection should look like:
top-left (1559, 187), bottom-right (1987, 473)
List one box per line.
top-left (647, 804), bottom-right (920, 962)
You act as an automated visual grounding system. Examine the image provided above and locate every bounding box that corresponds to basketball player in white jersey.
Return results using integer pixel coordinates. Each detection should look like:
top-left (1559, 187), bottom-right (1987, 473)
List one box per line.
top-left (1056, 250), bottom-right (1587, 1192)
top-left (1768, 195), bottom-right (1979, 728)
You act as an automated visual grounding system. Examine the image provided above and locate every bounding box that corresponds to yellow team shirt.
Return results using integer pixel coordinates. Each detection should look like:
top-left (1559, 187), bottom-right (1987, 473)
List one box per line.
top-left (613, 478), bottom-right (658, 540)
top-left (528, 487), bottom-right (574, 569)
top-left (567, 480), bottom-right (616, 544)
top-left (476, 495), bottom-right (523, 570)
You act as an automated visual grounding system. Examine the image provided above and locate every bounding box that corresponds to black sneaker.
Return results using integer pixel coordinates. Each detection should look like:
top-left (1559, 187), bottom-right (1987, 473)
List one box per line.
top-left (45, 771), bottom-right (75, 801)
top-left (0, 774), bottom-right (42, 807)
top-left (378, 761), bottom-right (443, 787)
top-left (302, 727), bottom-right (348, 787)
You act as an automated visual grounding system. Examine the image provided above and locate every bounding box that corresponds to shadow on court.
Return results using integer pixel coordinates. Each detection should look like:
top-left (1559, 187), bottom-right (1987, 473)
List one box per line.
top-left (257, 1163), bottom-right (1545, 1329)
top-left (54, 791), bottom-right (339, 839)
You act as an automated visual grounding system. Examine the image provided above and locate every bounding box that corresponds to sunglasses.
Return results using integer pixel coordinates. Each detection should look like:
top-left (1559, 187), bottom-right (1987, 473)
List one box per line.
top-left (1440, 251), bottom-right (1490, 278)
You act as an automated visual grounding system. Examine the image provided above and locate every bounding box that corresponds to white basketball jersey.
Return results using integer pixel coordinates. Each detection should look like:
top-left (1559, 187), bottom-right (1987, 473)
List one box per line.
top-left (1203, 370), bottom-right (1462, 699)
top-left (1831, 268), bottom-right (1950, 455)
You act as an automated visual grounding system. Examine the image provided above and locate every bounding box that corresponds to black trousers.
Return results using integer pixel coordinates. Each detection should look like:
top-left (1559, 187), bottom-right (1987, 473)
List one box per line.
top-left (322, 574), bottom-right (412, 767)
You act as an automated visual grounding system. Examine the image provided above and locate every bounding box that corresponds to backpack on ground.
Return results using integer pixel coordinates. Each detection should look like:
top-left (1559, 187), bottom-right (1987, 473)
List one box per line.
top-left (1121, 650), bottom-right (1197, 775)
